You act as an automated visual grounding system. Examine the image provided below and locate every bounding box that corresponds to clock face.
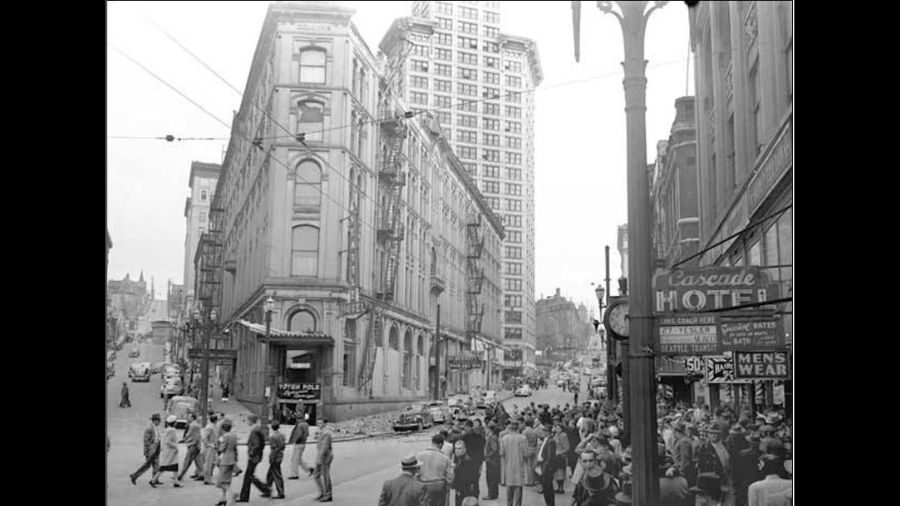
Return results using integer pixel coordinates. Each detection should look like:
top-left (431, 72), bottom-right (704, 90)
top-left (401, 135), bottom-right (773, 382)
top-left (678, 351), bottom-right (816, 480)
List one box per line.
top-left (608, 302), bottom-right (629, 339)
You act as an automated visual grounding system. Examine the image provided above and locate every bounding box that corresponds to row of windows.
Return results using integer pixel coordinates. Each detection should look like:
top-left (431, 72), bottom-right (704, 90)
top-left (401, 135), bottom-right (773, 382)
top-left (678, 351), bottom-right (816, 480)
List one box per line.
top-left (505, 278), bottom-right (522, 291)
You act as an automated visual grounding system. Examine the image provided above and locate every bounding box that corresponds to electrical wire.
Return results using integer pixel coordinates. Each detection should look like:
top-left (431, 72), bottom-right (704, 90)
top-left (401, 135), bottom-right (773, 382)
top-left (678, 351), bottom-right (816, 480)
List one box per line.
top-left (108, 135), bottom-right (228, 141)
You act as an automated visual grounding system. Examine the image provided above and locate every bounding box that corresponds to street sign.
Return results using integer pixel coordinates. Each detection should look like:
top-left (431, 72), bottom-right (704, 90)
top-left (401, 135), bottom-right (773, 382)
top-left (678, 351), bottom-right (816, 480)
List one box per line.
top-left (448, 355), bottom-right (482, 370)
top-left (656, 313), bottom-right (784, 355)
top-left (188, 348), bottom-right (237, 360)
top-left (277, 382), bottom-right (321, 401)
top-left (653, 267), bottom-right (779, 314)
top-left (339, 300), bottom-right (368, 317)
top-left (733, 350), bottom-right (791, 380)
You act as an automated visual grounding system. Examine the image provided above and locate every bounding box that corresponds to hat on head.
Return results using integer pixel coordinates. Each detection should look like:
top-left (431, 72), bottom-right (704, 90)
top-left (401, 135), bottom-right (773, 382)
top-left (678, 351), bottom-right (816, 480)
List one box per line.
top-left (659, 455), bottom-right (675, 471)
top-left (151, 413), bottom-right (161, 421)
top-left (166, 415), bottom-right (177, 424)
top-left (704, 424), bottom-right (723, 435)
top-left (401, 454), bottom-right (422, 471)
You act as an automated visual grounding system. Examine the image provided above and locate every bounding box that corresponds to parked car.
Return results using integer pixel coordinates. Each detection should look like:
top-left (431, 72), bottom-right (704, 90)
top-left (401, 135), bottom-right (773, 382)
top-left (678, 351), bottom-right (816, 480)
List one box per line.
top-left (129, 362), bottom-right (152, 382)
top-left (160, 376), bottom-right (185, 399)
top-left (484, 390), bottom-right (499, 405)
top-left (514, 384), bottom-right (533, 397)
top-left (393, 408), bottom-right (434, 432)
top-left (166, 396), bottom-right (199, 430)
top-left (427, 404), bottom-right (450, 424)
top-left (128, 347), bottom-right (140, 358)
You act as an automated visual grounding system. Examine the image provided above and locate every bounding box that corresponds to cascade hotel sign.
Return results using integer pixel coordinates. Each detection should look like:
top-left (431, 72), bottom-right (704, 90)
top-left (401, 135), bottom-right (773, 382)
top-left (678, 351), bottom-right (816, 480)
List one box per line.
top-left (653, 267), bottom-right (779, 313)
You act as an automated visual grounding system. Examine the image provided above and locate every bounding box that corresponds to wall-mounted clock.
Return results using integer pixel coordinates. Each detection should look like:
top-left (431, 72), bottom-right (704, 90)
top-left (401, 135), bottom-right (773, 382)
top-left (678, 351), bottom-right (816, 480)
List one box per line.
top-left (604, 298), bottom-right (629, 341)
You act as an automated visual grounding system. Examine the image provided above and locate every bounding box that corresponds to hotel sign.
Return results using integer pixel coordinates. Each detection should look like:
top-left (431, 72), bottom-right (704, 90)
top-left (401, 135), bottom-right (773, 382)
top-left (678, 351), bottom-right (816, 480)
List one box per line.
top-left (339, 301), bottom-right (368, 318)
top-left (653, 267), bottom-right (779, 314)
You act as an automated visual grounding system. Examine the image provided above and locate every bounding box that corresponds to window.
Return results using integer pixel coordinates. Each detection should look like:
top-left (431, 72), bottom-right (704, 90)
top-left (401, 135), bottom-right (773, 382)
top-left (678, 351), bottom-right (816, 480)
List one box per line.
top-left (410, 91), bottom-right (428, 105)
top-left (410, 76), bottom-right (428, 89)
top-left (505, 60), bottom-right (522, 72)
top-left (486, 197), bottom-right (501, 209)
top-left (507, 230), bottom-right (521, 243)
top-left (482, 181), bottom-right (500, 194)
top-left (505, 311), bottom-right (522, 324)
top-left (411, 43), bottom-right (429, 57)
top-left (458, 36), bottom-right (478, 49)
top-left (342, 343), bottom-right (355, 386)
top-left (459, 6), bottom-right (477, 19)
top-left (297, 100), bottom-right (324, 141)
top-left (459, 99), bottom-right (478, 112)
top-left (482, 87), bottom-right (500, 99)
top-left (504, 327), bottom-right (523, 340)
top-left (483, 41), bottom-right (499, 53)
top-left (506, 167), bottom-right (521, 180)
top-left (294, 160), bottom-right (322, 208)
top-left (483, 71), bottom-right (500, 85)
top-left (435, 63), bottom-right (452, 77)
top-left (505, 152), bottom-right (522, 165)
top-left (505, 137), bottom-right (522, 149)
top-left (299, 47), bottom-right (326, 83)
top-left (458, 114), bottom-right (477, 128)
top-left (483, 118), bottom-right (500, 131)
top-left (505, 198), bottom-right (521, 211)
top-left (289, 310), bottom-right (317, 332)
top-left (291, 226), bottom-right (319, 276)
top-left (505, 246), bottom-right (522, 259)
top-left (434, 95), bottom-right (452, 109)
top-left (484, 25), bottom-right (499, 38)
top-left (436, 2), bottom-right (453, 15)
top-left (458, 146), bottom-right (477, 159)
top-left (483, 133), bottom-right (500, 146)
top-left (462, 21), bottom-right (479, 34)
top-left (505, 183), bottom-right (521, 196)
top-left (505, 214), bottom-right (522, 227)
top-left (461, 162), bottom-right (477, 176)
top-left (459, 67), bottom-right (477, 81)
top-left (505, 262), bottom-right (522, 275)
top-left (506, 91), bottom-right (522, 104)
top-left (484, 10), bottom-right (499, 24)
top-left (436, 33), bottom-right (452, 46)
top-left (459, 130), bottom-right (478, 143)
top-left (200, 190), bottom-right (208, 201)
top-left (504, 294), bottom-right (522, 307)
top-left (435, 48), bottom-right (451, 61)
top-left (435, 79), bottom-right (451, 93)
top-left (199, 211), bottom-right (206, 222)
top-left (484, 102), bottom-right (500, 116)
top-left (457, 83), bottom-right (477, 97)
top-left (506, 76), bottom-right (522, 88)
top-left (437, 17), bottom-right (453, 30)
top-left (505, 121), bottom-right (521, 134)
top-left (458, 52), bottom-right (478, 65)
top-left (483, 149), bottom-right (500, 162)
top-left (505, 106), bottom-right (522, 118)
top-left (411, 59), bottom-right (430, 72)
top-left (483, 165), bottom-right (500, 178)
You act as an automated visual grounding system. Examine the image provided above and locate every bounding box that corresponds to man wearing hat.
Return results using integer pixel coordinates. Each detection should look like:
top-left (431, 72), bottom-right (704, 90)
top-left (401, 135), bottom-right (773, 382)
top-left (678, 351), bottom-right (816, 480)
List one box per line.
top-left (572, 450), bottom-right (619, 506)
top-left (690, 473), bottom-right (724, 506)
top-left (658, 456), bottom-right (690, 506)
top-left (378, 454), bottom-right (429, 506)
top-left (151, 415), bottom-right (183, 487)
top-left (129, 413), bottom-right (162, 486)
top-left (500, 421), bottom-right (528, 506)
top-left (733, 432), bottom-right (763, 506)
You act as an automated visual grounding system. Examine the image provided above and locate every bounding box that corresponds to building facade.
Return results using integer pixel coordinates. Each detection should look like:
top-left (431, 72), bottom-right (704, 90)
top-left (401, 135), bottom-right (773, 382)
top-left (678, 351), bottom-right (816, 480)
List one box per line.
top-left (207, 2), bottom-right (505, 422)
top-left (107, 271), bottom-right (150, 326)
top-left (535, 288), bottom-right (593, 367)
top-left (688, 1), bottom-right (792, 411)
top-left (183, 162), bottom-right (221, 316)
top-left (388, 1), bottom-right (542, 375)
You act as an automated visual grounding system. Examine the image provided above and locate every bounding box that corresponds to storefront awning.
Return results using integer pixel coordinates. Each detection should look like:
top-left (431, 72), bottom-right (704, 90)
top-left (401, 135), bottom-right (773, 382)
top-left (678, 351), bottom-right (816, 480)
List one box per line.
top-left (237, 320), bottom-right (334, 346)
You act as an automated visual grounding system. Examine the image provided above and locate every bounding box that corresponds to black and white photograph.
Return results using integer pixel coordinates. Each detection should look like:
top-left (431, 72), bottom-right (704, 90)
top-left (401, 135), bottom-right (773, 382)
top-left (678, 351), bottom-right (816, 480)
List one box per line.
top-left (106, 2), bottom-right (793, 505)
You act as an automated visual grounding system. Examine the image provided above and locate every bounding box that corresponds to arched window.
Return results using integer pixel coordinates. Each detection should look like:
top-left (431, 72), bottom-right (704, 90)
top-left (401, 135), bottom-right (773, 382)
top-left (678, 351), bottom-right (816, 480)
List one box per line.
top-left (375, 320), bottom-right (383, 347)
top-left (288, 310), bottom-right (316, 332)
top-left (294, 160), bottom-right (321, 208)
top-left (389, 326), bottom-right (399, 351)
top-left (350, 111), bottom-right (359, 157)
top-left (403, 330), bottom-right (413, 389)
top-left (417, 334), bottom-right (424, 355)
top-left (291, 225), bottom-right (319, 276)
top-left (297, 100), bottom-right (324, 142)
top-left (299, 47), bottom-right (326, 84)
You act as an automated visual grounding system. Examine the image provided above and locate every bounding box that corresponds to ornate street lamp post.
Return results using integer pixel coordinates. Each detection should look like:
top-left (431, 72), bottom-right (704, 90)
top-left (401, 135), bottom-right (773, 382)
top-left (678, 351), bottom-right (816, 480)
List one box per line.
top-left (262, 296), bottom-right (275, 425)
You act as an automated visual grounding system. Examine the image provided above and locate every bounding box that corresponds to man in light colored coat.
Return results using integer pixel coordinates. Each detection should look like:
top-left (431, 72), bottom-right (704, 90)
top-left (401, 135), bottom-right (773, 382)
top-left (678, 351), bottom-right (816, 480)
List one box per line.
top-left (418, 433), bottom-right (454, 506)
top-left (500, 421), bottom-right (528, 506)
top-left (288, 411), bottom-right (313, 479)
top-left (201, 413), bottom-right (219, 485)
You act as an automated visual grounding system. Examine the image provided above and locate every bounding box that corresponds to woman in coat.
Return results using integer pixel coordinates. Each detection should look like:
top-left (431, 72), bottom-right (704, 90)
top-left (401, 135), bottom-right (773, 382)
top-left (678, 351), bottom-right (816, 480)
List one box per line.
top-left (552, 420), bottom-right (570, 493)
top-left (452, 440), bottom-right (480, 506)
top-left (151, 415), bottom-right (182, 487)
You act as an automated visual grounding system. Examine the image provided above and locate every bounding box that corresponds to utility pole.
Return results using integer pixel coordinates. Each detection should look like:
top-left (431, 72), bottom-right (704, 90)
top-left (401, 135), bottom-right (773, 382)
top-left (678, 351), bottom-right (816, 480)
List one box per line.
top-left (605, 246), bottom-right (616, 403)
top-left (434, 304), bottom-right (441, 400)
top-left (200, 308), bottom-right (216, 425)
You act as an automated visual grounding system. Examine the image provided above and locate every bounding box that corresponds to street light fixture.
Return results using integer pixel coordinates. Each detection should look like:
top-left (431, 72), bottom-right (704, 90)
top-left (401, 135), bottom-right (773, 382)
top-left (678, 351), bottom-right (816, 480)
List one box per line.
top-left (262, 296), bottom-right (275, 424)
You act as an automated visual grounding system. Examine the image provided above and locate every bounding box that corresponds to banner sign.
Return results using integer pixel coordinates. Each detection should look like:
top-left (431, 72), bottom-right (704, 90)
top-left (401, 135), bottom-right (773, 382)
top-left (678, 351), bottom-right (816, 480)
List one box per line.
top-left (657, 313), bottom-right (785, 355)
top-left (448, 355), bottom-right (483, 370)
top-left (653, 267), bottom-right (779, 314)
top-left (277, 383), bottom-right (321, 401)
top-left (705, 353), bottom-right (751, 384)
top-left (188, 348), bottom-right (237, 360)
top-left (733, 350), bottom-right (791, 380)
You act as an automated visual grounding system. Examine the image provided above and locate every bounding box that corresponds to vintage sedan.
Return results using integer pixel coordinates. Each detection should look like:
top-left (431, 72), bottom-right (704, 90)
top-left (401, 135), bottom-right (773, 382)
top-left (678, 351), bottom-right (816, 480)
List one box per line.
top-left (166, 396), bottom-right (199, 430)
top-left (423, 402), bottom-right (449, 424)
top-left (392, 409), bottom-right (434, 432)
top-left (514, 384), bottom-right (533, 397)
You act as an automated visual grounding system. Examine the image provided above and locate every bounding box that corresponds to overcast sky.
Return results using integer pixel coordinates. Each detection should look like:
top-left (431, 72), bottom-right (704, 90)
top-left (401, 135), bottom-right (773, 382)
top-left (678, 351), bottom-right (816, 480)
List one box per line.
top-left (107, 1), bottom-right (693, 306)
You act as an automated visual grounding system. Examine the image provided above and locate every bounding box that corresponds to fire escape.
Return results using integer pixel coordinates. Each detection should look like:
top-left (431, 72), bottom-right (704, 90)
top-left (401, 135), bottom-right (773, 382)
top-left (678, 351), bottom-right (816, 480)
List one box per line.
top-left (466, 213), bottom-right (485, 340)
top-left (197, 206), bottom-right (224, 318)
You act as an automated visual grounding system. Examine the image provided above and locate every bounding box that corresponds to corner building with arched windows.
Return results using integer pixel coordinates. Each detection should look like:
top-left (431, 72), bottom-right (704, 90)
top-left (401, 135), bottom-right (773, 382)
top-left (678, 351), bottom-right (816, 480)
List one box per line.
top-left (211, 2), bottom-right (505, 423)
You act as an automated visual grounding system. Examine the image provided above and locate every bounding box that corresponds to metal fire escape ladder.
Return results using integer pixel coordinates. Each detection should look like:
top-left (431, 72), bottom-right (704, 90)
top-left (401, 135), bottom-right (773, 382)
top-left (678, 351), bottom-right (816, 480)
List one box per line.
top-left (198, 207), bottom-right (225, 314)
top-left (466, 213), bottom-right (485, 339)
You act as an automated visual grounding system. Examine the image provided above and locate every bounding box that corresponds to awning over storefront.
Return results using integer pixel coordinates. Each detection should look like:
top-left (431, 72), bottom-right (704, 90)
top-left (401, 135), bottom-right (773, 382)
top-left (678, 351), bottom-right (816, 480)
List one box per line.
top-left (236, 320), bottom-right (334, 346)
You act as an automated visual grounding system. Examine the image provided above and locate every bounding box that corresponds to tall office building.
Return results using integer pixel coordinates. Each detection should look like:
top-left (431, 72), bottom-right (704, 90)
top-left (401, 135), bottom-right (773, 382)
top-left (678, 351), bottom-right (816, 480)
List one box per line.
top-left (182, 161), bottom-right (221, 315)
top-left (389, 1), bottom-right (542, 375)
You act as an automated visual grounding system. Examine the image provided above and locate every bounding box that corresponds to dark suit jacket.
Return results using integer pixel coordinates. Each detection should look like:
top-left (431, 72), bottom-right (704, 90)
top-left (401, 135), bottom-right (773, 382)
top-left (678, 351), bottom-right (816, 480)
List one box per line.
top-left (143, 425), bottom-right (160, 457)
top-left (378, 473), bottom-right (429, 506)
top-left (248, 425), bottom-right (267, 462)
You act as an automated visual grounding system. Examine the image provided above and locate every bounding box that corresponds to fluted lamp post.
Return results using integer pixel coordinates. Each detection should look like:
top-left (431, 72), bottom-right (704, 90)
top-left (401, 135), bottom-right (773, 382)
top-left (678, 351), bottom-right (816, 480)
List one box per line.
top-left (262, 296), bottom-right (275, 424)
top-left (574, 2), bottom-right (666, 504)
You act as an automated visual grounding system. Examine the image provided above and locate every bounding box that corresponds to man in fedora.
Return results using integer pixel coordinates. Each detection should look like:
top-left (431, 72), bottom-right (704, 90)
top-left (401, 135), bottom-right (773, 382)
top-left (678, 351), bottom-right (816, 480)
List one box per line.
top-left (658, 455), bottom-right (690, 506)
top-left (733, 432), bottom-right (763, 506)
top-left (378, 454), bottom-right (429, 506)
top-left (130, 413), bottom-right (162, 486)
top-left (572, 450), bottom-right (618, 506)
top-left (689, 473), bottom-right (724, 506)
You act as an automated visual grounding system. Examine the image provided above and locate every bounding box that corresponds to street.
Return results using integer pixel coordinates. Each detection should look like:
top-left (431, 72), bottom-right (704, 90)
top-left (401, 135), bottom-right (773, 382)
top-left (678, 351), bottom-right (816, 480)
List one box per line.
top-left (107, 342), bottom-right (579, 506)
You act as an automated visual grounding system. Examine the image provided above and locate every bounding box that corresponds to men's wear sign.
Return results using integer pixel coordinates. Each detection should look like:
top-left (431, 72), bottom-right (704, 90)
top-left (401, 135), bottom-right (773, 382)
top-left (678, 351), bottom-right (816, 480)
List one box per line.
top-left (733, 350), bottom-right (791, 380)
top-left (653, 267), bottom-right (779, 314)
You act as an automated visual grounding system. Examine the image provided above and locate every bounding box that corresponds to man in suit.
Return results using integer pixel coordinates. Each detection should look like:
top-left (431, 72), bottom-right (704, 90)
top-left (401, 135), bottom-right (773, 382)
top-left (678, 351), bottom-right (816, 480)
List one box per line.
top-left (483, 424), bottom-right (501, 501)
top-left (418, 433), bottom-right (454, 506)
top-left (266, 421), bottom-right (287, 499)
top-left (130, 413), bottom-right (162, 486)
top-left (201, 413), bottom-right (219, 485)
top-left (733, 432), bottom-right (764, 506)
top-left (500, 421), bottom-right (528, 506)
top-left (315, 419), bottom-right (334, 502)
top-left (672, 422), bottom-right (696, 487)
top-left (177, 412), bottom-right (205, 481)
top-left (237, 414), bottom-right (272, 502)
top-left (288, 411), bottom-right (313, 479)
top-left (461, 419), bottom-right (486, 497)
top-left (216, 418), bottom-right (239, 506)
top-left (378, 454), bottom-right (429, 506)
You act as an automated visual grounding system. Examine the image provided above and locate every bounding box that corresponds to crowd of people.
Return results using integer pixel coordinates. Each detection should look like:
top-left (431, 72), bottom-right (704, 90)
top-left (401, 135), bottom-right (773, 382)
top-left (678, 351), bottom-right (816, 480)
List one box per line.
top-left (127, 409), bottom-right (334, 505)
top-left (378, 397), bottom-right (792, 506)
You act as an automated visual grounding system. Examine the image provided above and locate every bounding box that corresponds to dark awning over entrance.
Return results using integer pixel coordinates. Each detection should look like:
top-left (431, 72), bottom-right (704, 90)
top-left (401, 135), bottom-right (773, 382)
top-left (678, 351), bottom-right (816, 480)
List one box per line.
top-left (237, 320), bottom-right (335, 346)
